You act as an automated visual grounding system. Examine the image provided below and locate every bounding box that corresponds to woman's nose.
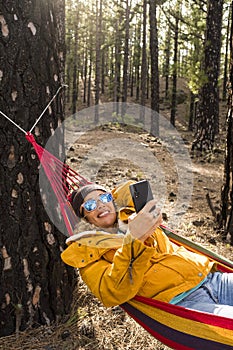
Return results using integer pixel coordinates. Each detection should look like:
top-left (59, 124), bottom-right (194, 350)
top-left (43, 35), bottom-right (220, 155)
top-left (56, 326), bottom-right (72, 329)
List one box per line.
top-left (96, 199), bottom-right (106, 209)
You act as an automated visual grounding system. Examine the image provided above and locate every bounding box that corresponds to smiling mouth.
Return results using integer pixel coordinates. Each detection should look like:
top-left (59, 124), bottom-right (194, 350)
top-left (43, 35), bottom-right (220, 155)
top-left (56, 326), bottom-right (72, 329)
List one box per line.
top-left (98, 211), bottom-right (110, 218)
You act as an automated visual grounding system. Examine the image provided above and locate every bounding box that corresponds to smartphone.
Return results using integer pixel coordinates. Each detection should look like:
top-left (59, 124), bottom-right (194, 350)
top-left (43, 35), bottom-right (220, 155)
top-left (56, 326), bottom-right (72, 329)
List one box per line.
top-left (129, 180), bottom-right (153, 213)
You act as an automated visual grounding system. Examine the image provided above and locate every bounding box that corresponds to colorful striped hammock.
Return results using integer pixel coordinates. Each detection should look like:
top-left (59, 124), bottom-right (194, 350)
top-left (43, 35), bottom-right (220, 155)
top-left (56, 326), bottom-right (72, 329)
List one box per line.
top-left (122, 226), bottom-right (233, 350)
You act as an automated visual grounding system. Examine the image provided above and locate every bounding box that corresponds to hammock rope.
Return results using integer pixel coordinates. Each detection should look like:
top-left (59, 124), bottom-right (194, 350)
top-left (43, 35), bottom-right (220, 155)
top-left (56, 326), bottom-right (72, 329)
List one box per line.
top-left (0, 85), bottom-right (91, 236)
top-left (1, 95), bottom-right (233, 349)
top-left (25, 131), bottom-right (91, 236)
top-left (0, 85), bottom-right (67, 134)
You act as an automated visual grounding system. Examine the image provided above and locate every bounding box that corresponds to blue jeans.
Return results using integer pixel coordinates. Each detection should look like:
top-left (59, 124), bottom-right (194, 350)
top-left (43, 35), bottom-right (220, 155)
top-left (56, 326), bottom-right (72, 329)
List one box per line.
top-left (176, 272), bottom-right (233, 318)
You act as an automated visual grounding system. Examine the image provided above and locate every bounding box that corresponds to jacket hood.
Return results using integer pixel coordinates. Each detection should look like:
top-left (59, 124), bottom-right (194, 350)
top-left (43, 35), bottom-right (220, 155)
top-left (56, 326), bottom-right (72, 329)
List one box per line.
top-left (62, 230), bottom-right (126, 268)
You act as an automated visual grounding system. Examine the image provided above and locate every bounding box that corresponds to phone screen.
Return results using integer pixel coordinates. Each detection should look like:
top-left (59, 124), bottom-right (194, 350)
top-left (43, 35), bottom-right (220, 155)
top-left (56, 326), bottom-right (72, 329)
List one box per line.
top-left (129, 180), bottom-right (153, 213)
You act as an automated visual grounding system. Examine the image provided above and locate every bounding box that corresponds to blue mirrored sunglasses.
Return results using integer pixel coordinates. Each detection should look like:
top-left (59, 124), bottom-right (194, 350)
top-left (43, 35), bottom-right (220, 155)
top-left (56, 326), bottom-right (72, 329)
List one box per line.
top-left (82, 193), bottom-right (113, 212)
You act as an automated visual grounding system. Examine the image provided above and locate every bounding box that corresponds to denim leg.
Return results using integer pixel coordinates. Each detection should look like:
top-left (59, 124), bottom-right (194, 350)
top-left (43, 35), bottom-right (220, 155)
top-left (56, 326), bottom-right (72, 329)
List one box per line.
top-left (217, 272), bottom-right (233, 306)
top-left (176, 272), bottom-right (233, 318)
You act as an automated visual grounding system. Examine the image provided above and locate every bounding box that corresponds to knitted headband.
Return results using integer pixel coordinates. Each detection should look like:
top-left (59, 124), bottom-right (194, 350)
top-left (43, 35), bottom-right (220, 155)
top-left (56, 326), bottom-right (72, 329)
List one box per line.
top-left (70, 184), bottom-right (107, 217)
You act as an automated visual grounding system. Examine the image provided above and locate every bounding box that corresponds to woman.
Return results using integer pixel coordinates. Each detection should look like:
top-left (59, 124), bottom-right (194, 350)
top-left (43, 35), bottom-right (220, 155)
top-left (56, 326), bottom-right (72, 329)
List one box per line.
top-left (61, 180), bottom-right (233, 318)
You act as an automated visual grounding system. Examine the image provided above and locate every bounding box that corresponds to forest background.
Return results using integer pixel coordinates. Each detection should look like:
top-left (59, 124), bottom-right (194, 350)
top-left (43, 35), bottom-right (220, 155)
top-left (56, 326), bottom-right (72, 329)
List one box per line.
top-left (1, 0), bottom-right (233, 349)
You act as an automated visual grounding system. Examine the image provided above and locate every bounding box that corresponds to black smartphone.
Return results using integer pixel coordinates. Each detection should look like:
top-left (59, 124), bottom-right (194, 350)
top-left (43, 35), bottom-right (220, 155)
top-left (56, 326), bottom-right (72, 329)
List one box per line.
top-left (129, 180), bottom-right (153, 213)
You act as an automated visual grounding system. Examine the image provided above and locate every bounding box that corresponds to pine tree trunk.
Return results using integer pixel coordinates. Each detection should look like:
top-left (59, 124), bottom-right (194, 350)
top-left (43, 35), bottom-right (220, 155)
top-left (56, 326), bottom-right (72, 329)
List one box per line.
top-left (149, 0), bottom-right (159, 136)
top-left (101, 49), bottom-right (105, 95)
top-left (110, 46), bottom-right (114, 99)
top-left (72, 12), bottom-right (79, 116)
top-left (220, 4), bottom-right (233, 243)
top-left (114, 16), bottom-right (121, 115)
top-left (95, 0), bottom-right (102, 123)
top-left (140, 0), bottom-right (147, 123)
top-left (164, 27), bottom-right (171, 101)
top-left (192, 0), bottom-right (224, 153)
top-left (136, 62), bottom-right (140, 101)
top-left (188, 92), bottom-right (197, 131)
top-left (83, 45), bottom-right (88, 104)
top-left (222, 4), bottom-right (231, 101)
top-left (130, 59), bottom-right (134, 97)
top-left (147, 57), bottom-right (150, 100)
top-left (220, 107), bottom-right (233, 241)
top-left (87, 30), bottom-right (93, 108)
top-left (122, 0), bottom-right (130, 117)
top-left (134, 18), bottom-right (141, 102)
top-left (0, 0), bottom-right (75, 336)
top-left (66, 29), bottom-right (72, 105)
top-left (170, 14), bottom-right (179, 127)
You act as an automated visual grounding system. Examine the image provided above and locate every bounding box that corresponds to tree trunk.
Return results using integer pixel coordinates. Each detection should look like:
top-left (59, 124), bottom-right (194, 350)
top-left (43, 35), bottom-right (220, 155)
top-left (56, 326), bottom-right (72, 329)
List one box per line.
top-left (87, 20), bottom-right (93, 108)
top-left (130, 58), bottom-right (134, 97)
top-left (114, 16), bottom-right (121, 116)
top-left (95, 0), bottom-right (102, 123)
top-left (101, 21), bottom-right (106, 95)
top-left (164, 27), bottom-right (171, 101)
top-left (101, 48), bottom-right (105, 95)
top-left (188, 92), bottom-right (197, 131)
top-left (170, 14), bottom-right (179, 127)
top-left (72, 18), bottom-right (79, 116)
top-left (109, 46), bottom-right (114, 99)
top-left (140, 0), bottom-right (147, 123)
top-left (147, 57), bottom-right (150, 100)
top-left (65, 28), bottom-right (72, 106)
top-left (192, 0), bottom-right (224, 153)
top-left (83, 45), bottom-right (88, 104)
top-left (220, 3), bottom-right (233, 243)
top-left (149, 0), bottom-right (159, 136)
top-left (0, 0), bottom-right (75, 336)
top-left (122, 0), bottom-right (130, 117)
top-left (222, 4), bottom-right (231, 101)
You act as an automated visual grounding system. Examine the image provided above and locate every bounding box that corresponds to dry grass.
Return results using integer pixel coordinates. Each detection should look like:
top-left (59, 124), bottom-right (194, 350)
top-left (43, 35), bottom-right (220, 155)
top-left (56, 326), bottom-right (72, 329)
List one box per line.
top-left (0, 278), bottom-right (170, 350)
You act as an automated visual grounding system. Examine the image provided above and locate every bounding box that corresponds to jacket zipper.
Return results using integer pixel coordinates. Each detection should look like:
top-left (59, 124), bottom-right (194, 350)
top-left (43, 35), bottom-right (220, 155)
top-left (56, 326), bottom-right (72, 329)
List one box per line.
top-left (128, 240), bottom-right (146, 284)
top-left (129, 240), bottom-right (135, 284)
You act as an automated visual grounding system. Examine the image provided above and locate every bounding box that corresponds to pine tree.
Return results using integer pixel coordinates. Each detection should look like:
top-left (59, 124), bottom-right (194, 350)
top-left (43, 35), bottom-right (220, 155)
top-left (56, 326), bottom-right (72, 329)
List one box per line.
top-left (192, 0), bottom-right (224, 153)
top-left (0, 0), bottom-right (75, 336)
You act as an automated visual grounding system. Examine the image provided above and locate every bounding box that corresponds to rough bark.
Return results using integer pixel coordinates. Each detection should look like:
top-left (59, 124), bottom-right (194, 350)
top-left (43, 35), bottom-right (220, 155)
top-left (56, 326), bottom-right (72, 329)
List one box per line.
top-left (163, 27), bottom-right (171, 101)
top-left (114, 16), bottom-right (121, 116)
top-left (122, 0), bottom-right (130, 117)
top-left (83, 45), bottom-right (88, 104)
top-left (0, 0), bottom-right (75, 336)
top-left (149, 0), bottom-right (159, 136)
top-left (220, 3), bottom-right (233, 243)
top-left (140, 0), bottom-right (147, 123)
top-left (192, 0), bottom-right (224, 153)
top-left (72, 19), bottom-right (79, 116)
top-left (95, 0), bottom-right (102, 123)
top-left (87, 32), bottom-right (93, 108)
top-left (170, 14), bottom-right (179, 127)
top-left (222, 4), bottom-right (231, 101)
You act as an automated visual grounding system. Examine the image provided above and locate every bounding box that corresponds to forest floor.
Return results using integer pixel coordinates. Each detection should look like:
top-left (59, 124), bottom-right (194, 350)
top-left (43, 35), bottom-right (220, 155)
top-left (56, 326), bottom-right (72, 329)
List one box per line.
top-left (1, 81), bottom-right (233, 349)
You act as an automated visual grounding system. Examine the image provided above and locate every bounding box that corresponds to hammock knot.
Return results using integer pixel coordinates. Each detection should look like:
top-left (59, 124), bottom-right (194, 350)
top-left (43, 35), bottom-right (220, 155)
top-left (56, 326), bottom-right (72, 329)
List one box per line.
top-left (25, 132), bottom-right (37, 145)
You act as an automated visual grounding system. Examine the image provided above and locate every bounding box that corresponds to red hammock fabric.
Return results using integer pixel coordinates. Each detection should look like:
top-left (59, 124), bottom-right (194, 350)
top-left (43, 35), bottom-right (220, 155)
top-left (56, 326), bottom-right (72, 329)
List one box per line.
top-left (25, 132), bottom-right (91, 236)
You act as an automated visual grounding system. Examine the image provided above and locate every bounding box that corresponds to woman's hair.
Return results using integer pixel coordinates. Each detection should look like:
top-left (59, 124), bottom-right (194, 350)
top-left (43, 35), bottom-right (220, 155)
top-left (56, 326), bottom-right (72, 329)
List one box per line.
top-left (69, 184), bottom-right (107, 217)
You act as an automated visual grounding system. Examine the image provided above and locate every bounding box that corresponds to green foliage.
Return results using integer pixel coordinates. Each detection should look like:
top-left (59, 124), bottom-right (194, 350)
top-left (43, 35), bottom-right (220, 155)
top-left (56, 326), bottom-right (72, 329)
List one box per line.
top-left (65, 0), bottom-right (230, 112)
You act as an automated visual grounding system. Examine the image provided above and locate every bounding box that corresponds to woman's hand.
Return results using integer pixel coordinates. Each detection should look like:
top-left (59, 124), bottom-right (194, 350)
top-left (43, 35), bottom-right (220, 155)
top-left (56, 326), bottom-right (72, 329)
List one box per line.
top-left (128, 199), bottom-right (162, 242)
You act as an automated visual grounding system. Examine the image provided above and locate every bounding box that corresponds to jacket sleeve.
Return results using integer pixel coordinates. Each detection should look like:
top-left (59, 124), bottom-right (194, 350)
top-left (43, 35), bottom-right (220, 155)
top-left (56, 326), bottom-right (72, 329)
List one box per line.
top-left (71, 233), bottom-right (154, 307)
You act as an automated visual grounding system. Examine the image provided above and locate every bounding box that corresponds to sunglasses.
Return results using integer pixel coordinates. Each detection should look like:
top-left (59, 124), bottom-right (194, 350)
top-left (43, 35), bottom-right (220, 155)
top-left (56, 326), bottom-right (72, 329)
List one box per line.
top-left (82, 193), bottom-right (113, 213)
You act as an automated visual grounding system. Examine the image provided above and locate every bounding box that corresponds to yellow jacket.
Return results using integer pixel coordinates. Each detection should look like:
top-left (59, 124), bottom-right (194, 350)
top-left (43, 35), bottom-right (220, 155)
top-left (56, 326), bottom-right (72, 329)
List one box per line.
top-left (61, 181), bottom-right (214, 307)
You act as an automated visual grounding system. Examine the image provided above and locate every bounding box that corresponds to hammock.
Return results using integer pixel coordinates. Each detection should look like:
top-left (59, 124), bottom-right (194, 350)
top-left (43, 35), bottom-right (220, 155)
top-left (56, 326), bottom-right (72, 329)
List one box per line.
top-left (122, 226), bottom-right (233, 350)
top-left (1, 100), bottom-right (233, 349)
top-left (24, 132), bottom-right (233, 350)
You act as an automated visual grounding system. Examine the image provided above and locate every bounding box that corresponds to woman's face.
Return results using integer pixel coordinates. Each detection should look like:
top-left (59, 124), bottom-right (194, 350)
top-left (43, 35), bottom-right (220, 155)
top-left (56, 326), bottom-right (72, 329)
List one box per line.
top-left (82, 190), bottom-right (117, 228)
